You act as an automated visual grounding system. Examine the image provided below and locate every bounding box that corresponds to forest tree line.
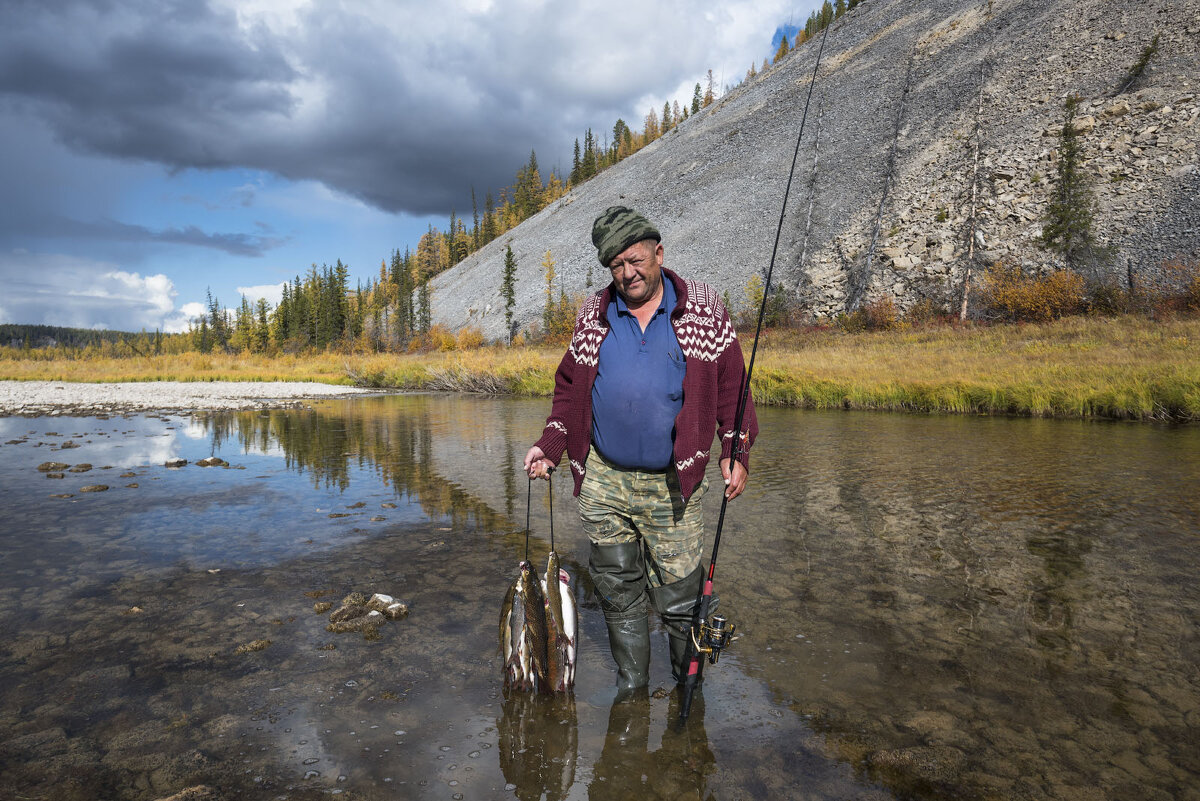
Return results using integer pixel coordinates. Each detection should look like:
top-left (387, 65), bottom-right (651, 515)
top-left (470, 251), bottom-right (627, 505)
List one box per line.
top-left (4, 7), bottom-right (862, 357)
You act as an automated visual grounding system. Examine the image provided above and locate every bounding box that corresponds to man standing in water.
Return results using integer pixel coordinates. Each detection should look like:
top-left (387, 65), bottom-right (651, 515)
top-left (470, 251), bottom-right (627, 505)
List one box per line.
top-left (524, 205), bottom-right (757, 696)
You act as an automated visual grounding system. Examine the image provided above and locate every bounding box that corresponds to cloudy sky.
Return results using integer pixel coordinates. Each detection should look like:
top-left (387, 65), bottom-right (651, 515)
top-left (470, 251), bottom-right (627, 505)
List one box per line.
top-left (1, 0), bottom-right (816, 332)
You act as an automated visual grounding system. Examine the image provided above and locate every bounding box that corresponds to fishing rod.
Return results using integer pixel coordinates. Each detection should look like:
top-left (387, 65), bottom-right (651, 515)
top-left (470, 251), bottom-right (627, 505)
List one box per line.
top-left (678, 18), bottom-right (834, 727)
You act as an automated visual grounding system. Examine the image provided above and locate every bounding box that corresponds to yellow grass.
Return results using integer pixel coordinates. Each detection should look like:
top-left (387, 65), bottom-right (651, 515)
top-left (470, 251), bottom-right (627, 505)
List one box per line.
top-left (2, 315), bottom-right (1198, 420)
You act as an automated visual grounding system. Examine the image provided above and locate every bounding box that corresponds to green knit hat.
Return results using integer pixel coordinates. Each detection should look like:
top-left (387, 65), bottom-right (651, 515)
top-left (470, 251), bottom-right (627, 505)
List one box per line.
top-left (591, 205), bottom-right (660, 266)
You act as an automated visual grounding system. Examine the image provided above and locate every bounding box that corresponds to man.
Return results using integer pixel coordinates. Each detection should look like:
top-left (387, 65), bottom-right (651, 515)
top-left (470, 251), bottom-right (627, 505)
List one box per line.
top-left (524, 205), bottom-right (757, 695)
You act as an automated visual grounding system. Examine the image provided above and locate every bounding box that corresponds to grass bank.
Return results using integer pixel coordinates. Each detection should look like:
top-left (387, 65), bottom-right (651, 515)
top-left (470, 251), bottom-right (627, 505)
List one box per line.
top-left (2, 315), bottom-right (1197, 421)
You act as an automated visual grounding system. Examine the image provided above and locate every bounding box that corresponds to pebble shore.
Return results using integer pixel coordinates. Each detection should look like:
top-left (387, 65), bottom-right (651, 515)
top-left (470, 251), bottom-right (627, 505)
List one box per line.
top-left (0, 380), bottom-right (374, 416)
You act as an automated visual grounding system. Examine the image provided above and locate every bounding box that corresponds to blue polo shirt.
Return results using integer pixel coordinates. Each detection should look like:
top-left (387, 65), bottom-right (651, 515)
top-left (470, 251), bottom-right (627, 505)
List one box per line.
top-left (590, 279), bottom-right (686, 470)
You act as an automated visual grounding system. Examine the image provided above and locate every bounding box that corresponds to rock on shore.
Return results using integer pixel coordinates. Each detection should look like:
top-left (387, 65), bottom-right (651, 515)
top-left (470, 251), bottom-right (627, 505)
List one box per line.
top-left (0, 381), bottom-right (374, 417)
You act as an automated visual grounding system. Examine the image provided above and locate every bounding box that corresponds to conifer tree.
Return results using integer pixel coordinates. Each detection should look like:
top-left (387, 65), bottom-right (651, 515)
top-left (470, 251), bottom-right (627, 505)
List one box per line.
top-left (703, 70), bottom-right (715, 106)
top-left (1041, 94), bottom-right (1106, 272)
top-left (254, 298), bottom-right (271, 352)
top-left (613, 119), bottom-right (631, 160)
top-left (482, 192), bottom-right (497, 245)
top-left (471, 187), bottom-right (480, 249)
top-left (417, 280), bottom-right (430, 334)
top-left (541, 250), bottom-right (557, 335)
top-left (835, 0), bottom-right (846, 18)
top-left (691, 83), bottom-right (702, 114)
top-left (774, 33), bottom-right (790, 63)
top-left (501, 243), bottom-right (517, 341)
top-left (848, 0), bottom-right (860, 7)
top-left (644, 107), bottom-right (660, 142)
top-left (582, 129), bottom-right (598, 179)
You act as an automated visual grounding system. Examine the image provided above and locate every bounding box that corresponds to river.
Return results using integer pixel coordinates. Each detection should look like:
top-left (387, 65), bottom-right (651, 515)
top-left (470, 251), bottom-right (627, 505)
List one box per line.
top-left (1, 395), bottom-right (1197, 800)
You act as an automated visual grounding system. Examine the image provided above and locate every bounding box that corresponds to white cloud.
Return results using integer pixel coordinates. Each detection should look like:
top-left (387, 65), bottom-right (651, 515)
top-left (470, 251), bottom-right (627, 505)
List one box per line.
top-left (237, 282), bottom-right (287, 305)
top-left (0, 250), bottom-right (205, 333)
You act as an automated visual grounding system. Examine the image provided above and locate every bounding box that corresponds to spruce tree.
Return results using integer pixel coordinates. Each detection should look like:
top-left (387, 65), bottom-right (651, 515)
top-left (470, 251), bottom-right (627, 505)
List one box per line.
top-left (691, 83), bottom-right (702, 114)
top-left (1041, 94), bottom-right (1105, 272)
top-left (542, 250), bottom-right (557, 335)
top-left (502, 244), bottom-right (517, 342)
top-left (774, 33), bottom-right (790, 64)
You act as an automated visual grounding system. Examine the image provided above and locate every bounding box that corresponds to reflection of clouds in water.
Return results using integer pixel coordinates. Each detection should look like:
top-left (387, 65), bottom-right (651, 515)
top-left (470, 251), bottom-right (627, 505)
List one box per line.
top-left (79, 433), bottom-right (181, 468)
top-left (183, 418), bottom-right (209, 439)
top-left (1, 414), bottom-right (185, 468)
top-left (0, 419), bottom-right (38, 437)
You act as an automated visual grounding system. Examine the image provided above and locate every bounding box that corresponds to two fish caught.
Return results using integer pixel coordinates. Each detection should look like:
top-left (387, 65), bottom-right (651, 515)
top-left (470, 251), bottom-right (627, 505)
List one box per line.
top-left (500, 551), bottom-right (578, 693)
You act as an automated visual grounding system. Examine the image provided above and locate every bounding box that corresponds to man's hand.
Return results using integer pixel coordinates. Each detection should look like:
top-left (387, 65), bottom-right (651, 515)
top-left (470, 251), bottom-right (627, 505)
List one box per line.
top-left (719, 458), bottom-right (748, 500)
top-left (524, 446), bottom-right (555, 480)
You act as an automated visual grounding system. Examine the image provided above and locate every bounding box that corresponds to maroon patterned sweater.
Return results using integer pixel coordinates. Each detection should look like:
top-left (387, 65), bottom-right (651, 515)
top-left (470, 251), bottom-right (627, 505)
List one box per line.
top-left (533, 267), bottom-right (758, 501)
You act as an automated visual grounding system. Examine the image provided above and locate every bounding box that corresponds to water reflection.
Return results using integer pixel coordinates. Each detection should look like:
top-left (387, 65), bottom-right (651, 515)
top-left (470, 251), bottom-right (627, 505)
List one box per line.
top-left (499, 693), bottom-right (578, 801)
top-left (589, 692), bottom-right (714, 801)
top-left (1, 397), bottom-right (1198, 801)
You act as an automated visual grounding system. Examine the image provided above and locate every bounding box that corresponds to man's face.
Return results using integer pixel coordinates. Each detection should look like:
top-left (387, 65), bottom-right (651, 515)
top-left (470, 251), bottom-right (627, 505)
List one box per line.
top-left (607, 239), bottom-right (663, 307)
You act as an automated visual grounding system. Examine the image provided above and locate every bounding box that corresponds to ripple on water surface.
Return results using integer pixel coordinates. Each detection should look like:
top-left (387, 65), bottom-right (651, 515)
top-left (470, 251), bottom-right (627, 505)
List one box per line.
top-left (0, 399), bottom-right (1198, 800)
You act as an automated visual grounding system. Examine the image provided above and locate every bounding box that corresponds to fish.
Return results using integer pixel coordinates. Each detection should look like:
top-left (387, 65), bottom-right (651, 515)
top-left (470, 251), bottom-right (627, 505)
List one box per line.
top-left (499, 578), bottom-right (521, 689)
top-left (540, 551), bottom-right (578, 693)
top-left (558, 565), bottom-right (578, 688)
top-left (501, 560), bottom-right (549, 692)
top-left (520, 560), bottom-right (550, 692)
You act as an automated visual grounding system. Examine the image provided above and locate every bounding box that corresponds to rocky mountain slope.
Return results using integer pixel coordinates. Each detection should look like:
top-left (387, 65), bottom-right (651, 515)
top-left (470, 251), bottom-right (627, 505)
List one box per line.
top-left (432, 0), bottom-right (1199, 338)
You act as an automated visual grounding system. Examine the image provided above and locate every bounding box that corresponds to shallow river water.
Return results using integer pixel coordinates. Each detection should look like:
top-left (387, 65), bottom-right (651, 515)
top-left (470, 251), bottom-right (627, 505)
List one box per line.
top-left (0, 395), bottom-right (1197, 801)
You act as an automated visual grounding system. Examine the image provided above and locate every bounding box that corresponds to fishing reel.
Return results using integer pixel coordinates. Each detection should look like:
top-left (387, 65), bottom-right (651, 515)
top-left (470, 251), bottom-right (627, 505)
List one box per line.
top-left (690, 614), bottom-right (736, 664)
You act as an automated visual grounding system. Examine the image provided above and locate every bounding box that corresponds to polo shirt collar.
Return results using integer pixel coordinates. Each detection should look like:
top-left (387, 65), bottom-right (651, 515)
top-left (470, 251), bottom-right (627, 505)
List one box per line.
top-left (612, 277), bottom-right (674, 318)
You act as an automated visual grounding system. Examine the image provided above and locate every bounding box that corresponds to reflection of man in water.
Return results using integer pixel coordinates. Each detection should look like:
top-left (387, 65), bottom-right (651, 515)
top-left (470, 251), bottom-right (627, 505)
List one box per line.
top-left (525, 206), bottom-right (757, 695)
top-left (499, 694), bottom-right (578, 801)
top-left (589, 694), bottom-right (714, 800)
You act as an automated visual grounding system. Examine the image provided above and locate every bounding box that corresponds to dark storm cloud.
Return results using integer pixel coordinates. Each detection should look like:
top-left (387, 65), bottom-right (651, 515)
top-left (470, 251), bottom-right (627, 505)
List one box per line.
top-left (37, 216), bottom-right (287, 256)
top-left (0, 0), bottom-right (762, 216)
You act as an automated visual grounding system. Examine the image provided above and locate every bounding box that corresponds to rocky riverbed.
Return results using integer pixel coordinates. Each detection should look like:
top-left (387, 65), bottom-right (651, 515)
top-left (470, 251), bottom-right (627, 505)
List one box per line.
top-left (0, 380), bottom-right (374, 417)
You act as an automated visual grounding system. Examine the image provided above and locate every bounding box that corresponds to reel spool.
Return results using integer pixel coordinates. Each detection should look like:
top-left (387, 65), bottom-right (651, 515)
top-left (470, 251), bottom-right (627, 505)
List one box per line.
top-left (690, 614), bottom-right (736, 664)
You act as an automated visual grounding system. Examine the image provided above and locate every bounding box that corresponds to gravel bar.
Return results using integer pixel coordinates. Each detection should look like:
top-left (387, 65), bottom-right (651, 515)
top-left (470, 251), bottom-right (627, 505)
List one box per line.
top-left (0, 380), bottom-right (375, 417)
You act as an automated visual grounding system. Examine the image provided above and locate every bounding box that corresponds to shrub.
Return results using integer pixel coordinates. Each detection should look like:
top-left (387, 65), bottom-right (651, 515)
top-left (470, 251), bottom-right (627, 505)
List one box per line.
top-left (1157, 258), bottom-right (1200, 315)
top-left (864, 296), bottom-right (900, 330)
top-left (456, 326), bottom-right (485, 350)
top-left (428, 324), bottom-right (457, 351)
top-left (903, 297), bottom-right (944, 327)
top-left (980, 261), bottom-right (1086, 322)
top-left (836, 295), bottom-right (899, 333)
top-left (1086, 279), bottom-right (1136, 316)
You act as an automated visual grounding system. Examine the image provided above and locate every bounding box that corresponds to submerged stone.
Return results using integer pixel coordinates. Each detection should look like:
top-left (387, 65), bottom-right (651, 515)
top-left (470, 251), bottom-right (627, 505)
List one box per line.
top-left (366, 593), bottom-right (394, 612)
top-left (37, 462), bottom-right (70, 472)
top-left (329, 603), bottom-right (369, 623)
top-left (79, 485), bottom-right (109, 493)
top-left (326, 610), bottom-right (384, 633)
top-left (164, 458), bottom-right (187, 468)
top-left (196, 457), bottom-right (227, 467)
top-left (235, 639), bottom-right (272, 654)
top-left (68, 463), bottom-right (93, 472)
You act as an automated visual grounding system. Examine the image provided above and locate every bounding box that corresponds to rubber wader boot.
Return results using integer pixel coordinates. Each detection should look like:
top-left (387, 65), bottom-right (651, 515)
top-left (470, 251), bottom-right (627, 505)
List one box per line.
top-left (648, 565), bottom-right (714, 684)
top-left (589, 541), bottom-right (650, 695)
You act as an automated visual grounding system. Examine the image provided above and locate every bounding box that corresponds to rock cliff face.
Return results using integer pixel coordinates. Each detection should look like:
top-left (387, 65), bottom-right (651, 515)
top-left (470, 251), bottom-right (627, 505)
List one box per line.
top-left (432, 0), bottom-right (1199, 337)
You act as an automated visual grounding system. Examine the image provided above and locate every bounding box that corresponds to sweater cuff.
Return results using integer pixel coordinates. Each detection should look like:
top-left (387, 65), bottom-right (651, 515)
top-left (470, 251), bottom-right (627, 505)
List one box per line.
top-left (719, 430), bottom-right (752, 472)
top-left (534, 422), bottom-right (568, 465)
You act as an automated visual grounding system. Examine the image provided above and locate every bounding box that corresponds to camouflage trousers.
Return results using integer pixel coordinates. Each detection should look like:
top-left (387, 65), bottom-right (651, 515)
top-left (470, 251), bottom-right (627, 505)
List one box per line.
top-left (576, 449), bottom-right (708, 587)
